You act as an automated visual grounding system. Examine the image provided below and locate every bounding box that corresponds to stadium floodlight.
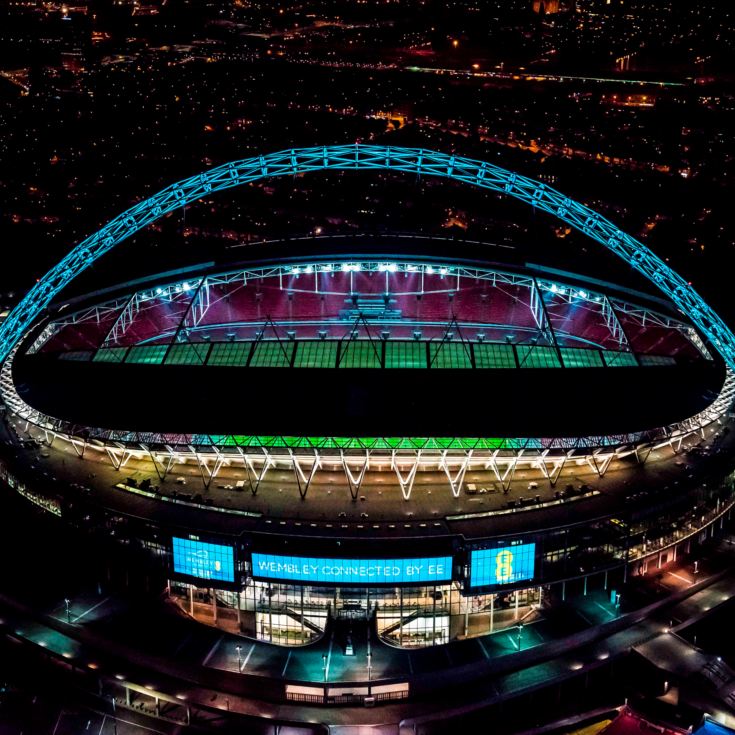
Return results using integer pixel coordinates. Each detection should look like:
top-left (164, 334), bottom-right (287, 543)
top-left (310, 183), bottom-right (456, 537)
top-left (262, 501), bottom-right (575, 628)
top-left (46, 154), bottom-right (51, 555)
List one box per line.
top-left (1, 144), bottom-right (733, 371)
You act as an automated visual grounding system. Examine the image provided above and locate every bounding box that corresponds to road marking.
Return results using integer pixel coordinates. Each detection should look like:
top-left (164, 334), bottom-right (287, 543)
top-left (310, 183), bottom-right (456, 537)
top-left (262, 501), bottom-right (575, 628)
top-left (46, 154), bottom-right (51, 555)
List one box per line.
top-left (594, 601), bottom-right (615, 618)
top-left (576, 609), bottom-right (593, 625)
top-left (478, 638), bottom-right (490, 660)
top-left (669, 572), bottom-right (693, 585)
top-left (51, 711), bottom-right (64, 735)
top-left (73, 597), bottom-right (110, 623)
top-left (98, 714), bottom-right (107, 735)
top-left (202, 635), bottom-right (224, 665)
top-left (325, 636), bottom-right (333, 680)
top-left (241, 642), bottom-right (255, 671)
top-left (281, 650), bottom-right (292, 678)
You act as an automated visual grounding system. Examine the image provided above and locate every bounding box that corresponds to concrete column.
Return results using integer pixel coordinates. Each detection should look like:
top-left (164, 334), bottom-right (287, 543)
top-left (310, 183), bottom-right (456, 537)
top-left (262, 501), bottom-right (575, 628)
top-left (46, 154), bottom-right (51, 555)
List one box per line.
top-left (268, 584), bottom-right (273, 642)
top-left (212, 589), bottom-right (217, 623)
top-left (399, 587), bottom-right (404, 647)
top-left (189, 585), bottom-right (194, 615)
top-left (514, 590), bottom-right (519, 620)
top-left (490, 593), bottom-right (495, 633)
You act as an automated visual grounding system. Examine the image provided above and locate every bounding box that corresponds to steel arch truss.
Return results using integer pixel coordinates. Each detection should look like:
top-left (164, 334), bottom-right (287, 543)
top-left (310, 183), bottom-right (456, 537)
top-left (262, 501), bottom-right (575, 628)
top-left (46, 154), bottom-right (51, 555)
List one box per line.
top-left (1, 144), bottom-right (734, 371)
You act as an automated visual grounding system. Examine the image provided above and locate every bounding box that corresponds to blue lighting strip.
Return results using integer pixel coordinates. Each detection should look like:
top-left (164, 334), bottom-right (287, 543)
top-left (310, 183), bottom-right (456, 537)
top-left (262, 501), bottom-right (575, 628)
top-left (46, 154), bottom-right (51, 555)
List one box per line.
top-left (1, 145), bottom-right (732, 370)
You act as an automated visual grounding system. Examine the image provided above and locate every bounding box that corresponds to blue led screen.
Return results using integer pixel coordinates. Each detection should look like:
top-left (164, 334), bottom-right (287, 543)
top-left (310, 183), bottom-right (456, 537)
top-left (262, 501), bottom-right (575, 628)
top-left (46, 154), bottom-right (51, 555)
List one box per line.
top-left (469, 542), bottom-right (536, 588)
top-left (172, 537), bottom-right (235, 583)
top-left (251, 553), bottom-right (453, 585)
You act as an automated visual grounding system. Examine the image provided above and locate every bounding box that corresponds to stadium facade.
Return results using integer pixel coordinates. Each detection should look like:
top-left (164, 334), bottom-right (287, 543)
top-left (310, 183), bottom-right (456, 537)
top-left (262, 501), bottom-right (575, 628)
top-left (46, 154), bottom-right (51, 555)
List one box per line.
top-left (1, 145), bottom-right (735, 706)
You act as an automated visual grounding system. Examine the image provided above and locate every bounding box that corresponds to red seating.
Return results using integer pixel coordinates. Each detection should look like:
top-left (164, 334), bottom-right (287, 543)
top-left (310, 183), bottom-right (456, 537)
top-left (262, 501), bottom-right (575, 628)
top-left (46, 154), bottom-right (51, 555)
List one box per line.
top-left (42, 269), bottom-right (705, 362)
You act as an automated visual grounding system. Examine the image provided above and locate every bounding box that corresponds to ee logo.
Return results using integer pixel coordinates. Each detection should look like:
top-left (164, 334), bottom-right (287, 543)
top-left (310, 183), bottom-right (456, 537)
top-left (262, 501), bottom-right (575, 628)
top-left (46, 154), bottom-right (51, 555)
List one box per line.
top-left (495, 549), bottom-right (514, 583)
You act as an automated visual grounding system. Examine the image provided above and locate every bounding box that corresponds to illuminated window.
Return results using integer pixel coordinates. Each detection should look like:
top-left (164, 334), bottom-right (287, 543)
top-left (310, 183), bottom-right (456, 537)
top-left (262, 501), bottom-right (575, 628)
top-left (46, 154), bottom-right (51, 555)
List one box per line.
top-left (125, 344), bottom-right (168, 364)
top-left (338, 340), bottom-right (382, 368)
top-left (249, 340), bottom-right (294, 368)
top-left (473, 342), bottom-right (517, 369)
top-left (93, 346), bottom-right (128, 363)
top-left (602, 350), bottom-right (638, 367)
top-left (165, 342), bottom-right (211, 365)
top-left (560, 347), bottom-right (604, 368)
top-left (207, 342), bottom-right (252, 366)
top-left (516, 345), bottom-right (561, 368)
top-left (638, 354), bottom-right (677, 366)
top-left (293, 340), bottom-right (339, 368)
top-left (385, 341), bottom-right (427, 368)
top-left (429, 342), bottom-right (472, 369)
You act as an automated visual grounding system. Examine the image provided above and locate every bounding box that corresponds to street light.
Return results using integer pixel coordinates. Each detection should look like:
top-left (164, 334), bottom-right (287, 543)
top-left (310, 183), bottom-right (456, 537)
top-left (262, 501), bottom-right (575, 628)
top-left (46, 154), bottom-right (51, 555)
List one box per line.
top-left (235, 644), bottom-right (242, 672)
top-left (322, 654), bottom-right (328, 683)
top-left (516, 623), bottom-right (523, 651)
top-left (64, 598), bottom-right (71, 624)
top-left (367, 651), bottom-right (372, 682)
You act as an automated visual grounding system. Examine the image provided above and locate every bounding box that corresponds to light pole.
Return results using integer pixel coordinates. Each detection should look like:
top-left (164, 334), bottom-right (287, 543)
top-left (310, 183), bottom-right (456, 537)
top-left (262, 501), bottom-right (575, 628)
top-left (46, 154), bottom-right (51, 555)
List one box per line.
top-left (367, 651), bottom-right (372, 695)
top-left (516, 623), bottom-right (523, 651)
top-left (64, 598), bottom-right (71, 624)
top-left (235, 644), bottom-right (242, 672)
top-left (322, 654), bottom-right (328, 683)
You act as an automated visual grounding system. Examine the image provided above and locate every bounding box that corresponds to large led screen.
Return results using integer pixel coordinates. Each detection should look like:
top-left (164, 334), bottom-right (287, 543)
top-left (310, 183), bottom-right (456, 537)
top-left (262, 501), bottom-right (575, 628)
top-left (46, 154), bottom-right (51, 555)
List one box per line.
top-left (251, 553), bottom-right (453, 585)
top-left (172, 537), bottom-right (235, 583)
top-left (469, 542), bottom-right (536, 588)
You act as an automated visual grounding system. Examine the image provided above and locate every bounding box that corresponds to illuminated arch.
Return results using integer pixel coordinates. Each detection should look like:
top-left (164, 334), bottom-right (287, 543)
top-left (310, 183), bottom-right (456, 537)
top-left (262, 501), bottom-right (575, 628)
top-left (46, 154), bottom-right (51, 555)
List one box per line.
top-left (1, 144), bottom-right (733, 368)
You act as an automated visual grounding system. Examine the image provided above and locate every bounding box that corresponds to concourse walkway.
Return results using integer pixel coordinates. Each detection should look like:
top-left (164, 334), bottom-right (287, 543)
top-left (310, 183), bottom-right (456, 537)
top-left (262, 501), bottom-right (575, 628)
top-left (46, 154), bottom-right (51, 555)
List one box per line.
top-left (3, 541), bottom-right (735, 731)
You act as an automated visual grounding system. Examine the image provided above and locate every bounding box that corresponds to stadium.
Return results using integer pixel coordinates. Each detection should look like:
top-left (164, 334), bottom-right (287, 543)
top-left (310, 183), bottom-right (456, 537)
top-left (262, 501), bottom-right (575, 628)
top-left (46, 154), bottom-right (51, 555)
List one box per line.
top-left (1, 145), bottom-right (735, 729)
